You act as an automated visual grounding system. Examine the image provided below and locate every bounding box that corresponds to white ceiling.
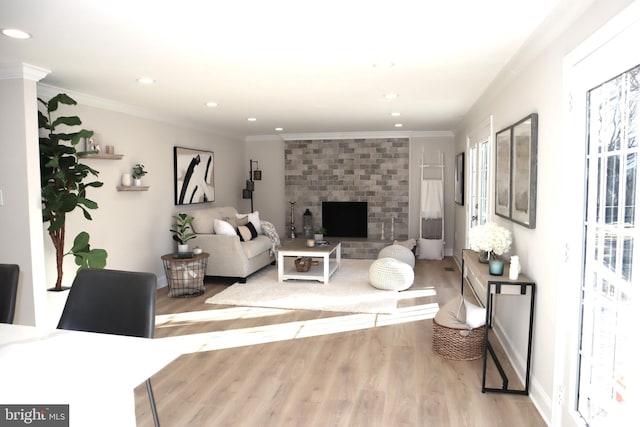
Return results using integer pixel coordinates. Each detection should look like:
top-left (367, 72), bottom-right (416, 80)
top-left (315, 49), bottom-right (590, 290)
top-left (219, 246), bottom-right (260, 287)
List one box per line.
top-left (1, 0), bottom-right (564, 139)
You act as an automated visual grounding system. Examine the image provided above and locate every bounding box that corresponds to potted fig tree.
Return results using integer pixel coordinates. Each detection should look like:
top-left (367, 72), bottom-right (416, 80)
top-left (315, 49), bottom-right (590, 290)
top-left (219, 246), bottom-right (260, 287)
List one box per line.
top-left (39, 93), bottom-right (108, 290)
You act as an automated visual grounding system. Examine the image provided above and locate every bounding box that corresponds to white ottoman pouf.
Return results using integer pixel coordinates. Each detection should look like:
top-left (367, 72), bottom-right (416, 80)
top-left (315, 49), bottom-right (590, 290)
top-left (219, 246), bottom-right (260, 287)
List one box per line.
top-left (369, 257), bottom-right (415, 291)
top-left (378, 244), bottom-right (416, 268)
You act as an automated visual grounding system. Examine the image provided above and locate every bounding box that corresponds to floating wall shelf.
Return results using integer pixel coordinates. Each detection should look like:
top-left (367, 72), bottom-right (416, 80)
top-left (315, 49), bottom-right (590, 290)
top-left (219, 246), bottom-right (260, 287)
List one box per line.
top-left (117, 186), bottom-right (149, 192)
top-left (79, 153), bottom-right (124, 160)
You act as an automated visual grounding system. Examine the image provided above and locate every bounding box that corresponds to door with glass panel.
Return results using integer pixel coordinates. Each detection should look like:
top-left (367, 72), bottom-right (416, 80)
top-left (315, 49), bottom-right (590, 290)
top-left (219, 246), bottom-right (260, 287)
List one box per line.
top-left (577, 62), bottom-right (637, 427)
top-left (561, 8), bottom-right (639, 426)
top-left (468, 139), bottom-right (490, 233)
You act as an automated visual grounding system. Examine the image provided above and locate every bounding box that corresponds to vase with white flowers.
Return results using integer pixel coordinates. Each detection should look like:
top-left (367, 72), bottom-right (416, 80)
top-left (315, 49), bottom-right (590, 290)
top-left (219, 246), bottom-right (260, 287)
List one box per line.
top-left (468, 222), bottom-right (512, 274)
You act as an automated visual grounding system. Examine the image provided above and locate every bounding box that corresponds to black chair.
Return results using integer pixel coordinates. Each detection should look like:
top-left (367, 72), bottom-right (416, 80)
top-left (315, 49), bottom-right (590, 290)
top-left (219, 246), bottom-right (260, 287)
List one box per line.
top-left (0, 264), bottom-right (20, 324)
top-left (57, 268), bottom-right (161, 426)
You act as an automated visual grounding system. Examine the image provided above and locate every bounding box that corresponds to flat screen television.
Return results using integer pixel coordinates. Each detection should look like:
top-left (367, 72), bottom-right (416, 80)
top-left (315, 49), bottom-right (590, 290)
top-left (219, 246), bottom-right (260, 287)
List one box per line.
top-left (322, 201), bottom-right (367, 238)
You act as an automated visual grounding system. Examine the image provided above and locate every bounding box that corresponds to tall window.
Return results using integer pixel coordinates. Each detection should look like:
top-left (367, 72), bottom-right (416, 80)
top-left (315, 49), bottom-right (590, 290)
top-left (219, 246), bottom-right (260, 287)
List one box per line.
top-left (578, 63), bottom-right (638, 425)
top-left (468, 139), bottom-right (490, 231)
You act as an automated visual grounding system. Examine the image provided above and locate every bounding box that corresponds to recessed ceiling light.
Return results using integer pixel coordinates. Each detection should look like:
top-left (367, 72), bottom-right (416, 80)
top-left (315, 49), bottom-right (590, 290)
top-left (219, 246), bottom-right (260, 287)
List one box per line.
top-left (394, 123), bottom-right (403, 128)
top-left (205, 101), bottom-right (219, 108)
top-left (136, 77), bottom-right (155, 85)
top-left (373, 61), bottom-right (395, 70)
top-left (247, 117), bottom-right (257, 122)
top-left (384, 92), bottom-right (398, 100)
top-left (275, 127), bottom-right (283, 132)
top-left (2, 28), bottom-right (31, 39)
top-left (391, 112), bottom-right (401, 117)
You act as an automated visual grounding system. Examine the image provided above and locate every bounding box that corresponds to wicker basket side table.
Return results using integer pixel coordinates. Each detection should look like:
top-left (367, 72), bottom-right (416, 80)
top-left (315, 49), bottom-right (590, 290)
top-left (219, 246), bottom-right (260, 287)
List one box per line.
top-left (161, 252), bottom-right (209, 297)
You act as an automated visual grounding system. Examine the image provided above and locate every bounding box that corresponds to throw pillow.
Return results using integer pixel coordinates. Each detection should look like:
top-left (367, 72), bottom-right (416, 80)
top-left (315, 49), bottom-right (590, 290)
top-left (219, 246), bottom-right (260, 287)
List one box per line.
top-left (464, 299), bottom-right (486, 328)
top-left (213, 218), bottom-right (236, 236)
top-left (236, 215), bottom-right (249, 226)
top-left (236, 211), bottom-right (262, 234)
top-left (236, 222), bottom-right (258, 241)
top-left (224, 217), bottom-right (239, 230)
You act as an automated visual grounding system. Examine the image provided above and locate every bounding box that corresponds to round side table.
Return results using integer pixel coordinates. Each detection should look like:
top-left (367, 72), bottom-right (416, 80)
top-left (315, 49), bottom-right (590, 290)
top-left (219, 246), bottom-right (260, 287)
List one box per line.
top-left (161, 252), bottom-right (209, 297)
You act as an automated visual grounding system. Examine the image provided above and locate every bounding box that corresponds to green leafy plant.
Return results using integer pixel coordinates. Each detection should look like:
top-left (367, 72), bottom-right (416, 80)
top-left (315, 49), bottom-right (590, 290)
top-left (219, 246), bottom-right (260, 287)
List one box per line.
top-left (315, 226), bottom-right (327, 235)
top-left (132, 163), bottom-right (147, 179)
top-left (39, 93), bottom-right (108, 290)
top-left (170, 213), bottom-right (197, 245)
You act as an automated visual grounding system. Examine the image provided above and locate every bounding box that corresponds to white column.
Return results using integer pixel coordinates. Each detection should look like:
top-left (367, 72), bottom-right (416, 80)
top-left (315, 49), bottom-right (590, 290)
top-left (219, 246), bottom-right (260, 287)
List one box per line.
top-left (0, 63), bottom-right (50, 325)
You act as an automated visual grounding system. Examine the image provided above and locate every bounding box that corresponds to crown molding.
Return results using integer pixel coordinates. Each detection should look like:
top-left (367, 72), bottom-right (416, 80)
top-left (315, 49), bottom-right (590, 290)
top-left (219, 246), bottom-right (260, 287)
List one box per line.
top-left (246, 130), bottom-right (454, 142)
top-left (37, 83), bottom-right (240, 141)
top-left (0, 63), bottom-right (50, 81)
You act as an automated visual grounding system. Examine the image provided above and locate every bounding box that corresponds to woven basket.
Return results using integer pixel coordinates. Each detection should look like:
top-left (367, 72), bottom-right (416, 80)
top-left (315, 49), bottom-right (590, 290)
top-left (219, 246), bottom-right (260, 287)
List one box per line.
top-left (432, 318), bottom-right (485, 361)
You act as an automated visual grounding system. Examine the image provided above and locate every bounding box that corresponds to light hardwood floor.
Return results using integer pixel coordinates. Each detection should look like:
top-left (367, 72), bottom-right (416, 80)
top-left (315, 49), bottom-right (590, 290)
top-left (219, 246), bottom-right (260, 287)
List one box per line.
top-left (134, 257), bottom-right (546, 426)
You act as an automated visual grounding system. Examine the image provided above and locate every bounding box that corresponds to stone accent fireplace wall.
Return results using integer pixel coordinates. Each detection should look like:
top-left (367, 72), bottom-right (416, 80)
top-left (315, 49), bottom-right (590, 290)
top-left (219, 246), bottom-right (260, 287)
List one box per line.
top-left (284, 137), bottom-right (409, 258)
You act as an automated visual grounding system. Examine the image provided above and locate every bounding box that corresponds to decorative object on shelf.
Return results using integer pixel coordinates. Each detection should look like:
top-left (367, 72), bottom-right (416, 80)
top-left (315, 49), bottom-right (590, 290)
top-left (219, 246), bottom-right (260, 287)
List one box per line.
top-left (306, 239), bottom-right (315, 248)
top-left (509, 255), bottom-right (521, 280)
top-left (289, 201), bottom-right (296, 239)
top-left (489, 259), bottom-right (505, 276)
top-left (85, 134), bottom-right (101, 153)
top-left (303, 209), bottom-right (313, 238)
top-left (294, 257), bottom-right (311, 272)
top-left (174, 146), bottom-right (215, 205)
top-left (121, 173), bottom-right (132, 187)
top-left (193, 246), bottom-right (203, 255)
top-left (132, 163), bottom-right (147, 186)
top-left (468, 222), bottom-right (512, 265)
top-left (495, 113), bottom-right (538, 228)
top-left (314, 226), bottom-right (326, 241)
top-left (39, 93), bottom-right (108, 291)
top-left (170, 212), bottom-right (196, 253)
top-left (241, 159), bottom-right (262, 211)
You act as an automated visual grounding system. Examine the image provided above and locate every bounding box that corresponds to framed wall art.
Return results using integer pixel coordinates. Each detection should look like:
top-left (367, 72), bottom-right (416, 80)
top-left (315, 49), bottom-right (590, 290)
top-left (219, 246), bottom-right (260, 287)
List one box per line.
top-left (495, 126), bottom-right (512, 219)
top-left (493, 113), bottom-right (538, 228)
top-left (455, 152), bottom-right (465, 205)
top-left (511, 114), bottom-right (538, 228)
top-left (173, 146), bottom-right (215, 205)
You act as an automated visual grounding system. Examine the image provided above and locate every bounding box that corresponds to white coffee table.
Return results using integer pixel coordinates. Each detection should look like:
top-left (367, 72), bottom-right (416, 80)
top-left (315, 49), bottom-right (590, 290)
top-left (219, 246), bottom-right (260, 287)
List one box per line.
top-left (277, 239), bottom-right (341, 284)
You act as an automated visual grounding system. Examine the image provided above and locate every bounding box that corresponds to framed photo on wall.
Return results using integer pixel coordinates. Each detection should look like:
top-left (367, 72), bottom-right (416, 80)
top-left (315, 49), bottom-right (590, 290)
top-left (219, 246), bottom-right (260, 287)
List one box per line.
top-left (174, 146), bottom-right (215, 205)
top-left (454, 152), bottom-right (465, 205)
top-left (495, 126), bottom-right (512, 219)
top-left (511, 114), bottom-right (538, 228)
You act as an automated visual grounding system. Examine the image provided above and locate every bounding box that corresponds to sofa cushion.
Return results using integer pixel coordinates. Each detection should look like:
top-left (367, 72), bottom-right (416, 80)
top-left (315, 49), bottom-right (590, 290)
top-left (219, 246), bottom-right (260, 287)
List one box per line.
top-left (241, 235), bottom-right (272, 258)
top-left (191, 206), bottom-right (238, 234)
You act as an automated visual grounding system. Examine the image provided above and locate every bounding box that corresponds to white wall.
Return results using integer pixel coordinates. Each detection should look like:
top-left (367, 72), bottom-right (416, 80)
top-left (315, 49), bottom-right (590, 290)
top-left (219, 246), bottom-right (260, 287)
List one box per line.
top-left (38, 93), bottom-right (246, 293)
top-left (245, 137), bottom-right (287, 237)
top-left (453, 0), bottom-right (634, 422)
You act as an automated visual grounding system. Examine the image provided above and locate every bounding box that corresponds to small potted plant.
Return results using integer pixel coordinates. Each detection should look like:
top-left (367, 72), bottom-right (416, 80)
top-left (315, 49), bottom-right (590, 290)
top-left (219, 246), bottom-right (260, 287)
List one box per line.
top-left (132, 163), bottom-right (147, 186)
top-left (314, 226), bottom-right (327, 241)
top-left (170, 213), bottom-right (197, 253)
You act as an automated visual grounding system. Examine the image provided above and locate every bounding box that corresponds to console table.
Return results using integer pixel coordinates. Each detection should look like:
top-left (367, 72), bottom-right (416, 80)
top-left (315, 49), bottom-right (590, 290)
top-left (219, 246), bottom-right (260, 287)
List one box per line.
top-left (461, 249), bottom-right (535, 395)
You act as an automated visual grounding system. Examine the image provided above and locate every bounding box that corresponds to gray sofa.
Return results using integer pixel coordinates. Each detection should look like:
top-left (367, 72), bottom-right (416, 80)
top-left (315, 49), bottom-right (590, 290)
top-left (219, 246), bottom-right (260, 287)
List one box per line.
top-left (188, 206), bottom-right (276, 282)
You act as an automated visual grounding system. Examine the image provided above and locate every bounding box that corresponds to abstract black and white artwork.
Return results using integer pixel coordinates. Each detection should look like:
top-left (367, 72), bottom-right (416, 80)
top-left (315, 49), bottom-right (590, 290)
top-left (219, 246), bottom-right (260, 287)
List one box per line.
top-left (174, 146), bottom-right (214, 205)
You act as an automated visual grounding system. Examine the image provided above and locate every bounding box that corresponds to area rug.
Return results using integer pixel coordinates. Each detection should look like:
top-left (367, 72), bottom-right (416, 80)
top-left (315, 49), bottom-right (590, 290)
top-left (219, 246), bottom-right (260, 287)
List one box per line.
top-left (205, 258), bottom-right (398, 314)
